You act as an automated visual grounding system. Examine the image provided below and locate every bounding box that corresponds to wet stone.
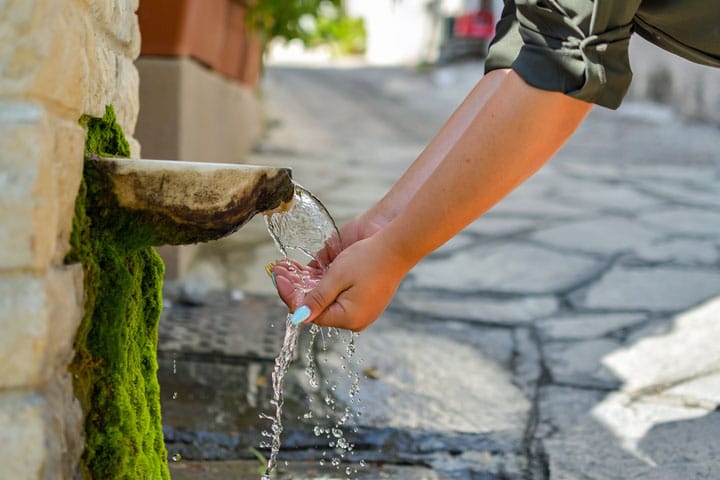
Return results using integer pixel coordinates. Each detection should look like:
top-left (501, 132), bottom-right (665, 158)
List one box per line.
top-left (575, 265), bottom-right (720, 312)
top-left (393, 291), bottom-right (559, 326)
top-left (159, 292), bottom-right (288, 361)
top-left (408, 242), bottom-right (602, 295)
top-left (169, 459), bottom-right (443, 479)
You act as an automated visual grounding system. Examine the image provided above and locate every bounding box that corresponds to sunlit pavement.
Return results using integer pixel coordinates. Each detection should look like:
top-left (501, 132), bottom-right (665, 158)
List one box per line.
top-left (160, 61), bottom-right (720, 479)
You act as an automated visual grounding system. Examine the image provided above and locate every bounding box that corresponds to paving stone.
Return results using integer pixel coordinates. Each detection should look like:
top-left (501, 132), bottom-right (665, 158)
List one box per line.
top-left (488, 193), bottom-right (587, 219)
top-left (538, 313), bottom-right (647, 341)
top-left (662, 373), bottom-right (720, 409)
top-left (464, 216), bottom-right (541, 237)
top-left (577, 265), bottom-right (720, 311)
top-left (539, 386), bottom-right (719, 480)
top-left (634, 181), bottom-right (720, 209)
top-left (639, 207), bottom-right (720, 237)
top-left (601, 297), bottom-right (720, 392)
top-left (408, 242), bottom-right (602, 294)
top-left (547, 178), bottom-right (662, 213)
top-left (169, 459), bottom-right (443, 479)
top-left (393, 291), bottom-right (559, 325)
top-left (321, 317), bottom-right (530, 435)
top-left (544, 339), bottom-right (622, 389)
top-left (592, 391), bottom-right (713, 467)
top-left (530, 216), bottom-right (661, 255)
top-left (632, 237), bottom-right (719, 264)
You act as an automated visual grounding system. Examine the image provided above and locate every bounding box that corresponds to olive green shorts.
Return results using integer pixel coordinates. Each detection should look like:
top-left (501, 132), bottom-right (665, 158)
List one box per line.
top-left (485, 0), bottom-right (720, 108)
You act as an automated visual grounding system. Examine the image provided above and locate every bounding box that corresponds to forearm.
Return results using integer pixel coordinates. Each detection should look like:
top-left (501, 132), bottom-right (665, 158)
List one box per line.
top-left (368, 68), bottom-right (511, 222)
top-left (378, 70), bottom-right (592, 268)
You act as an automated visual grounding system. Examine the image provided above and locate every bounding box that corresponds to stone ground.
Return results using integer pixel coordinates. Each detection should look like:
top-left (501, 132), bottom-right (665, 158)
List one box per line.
top-left (160, 61), bottom-right (720, 479)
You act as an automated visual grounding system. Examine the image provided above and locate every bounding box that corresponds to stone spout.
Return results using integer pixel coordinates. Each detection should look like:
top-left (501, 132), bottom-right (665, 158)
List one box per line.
top-left (86, 154), bottom-right (294, 245)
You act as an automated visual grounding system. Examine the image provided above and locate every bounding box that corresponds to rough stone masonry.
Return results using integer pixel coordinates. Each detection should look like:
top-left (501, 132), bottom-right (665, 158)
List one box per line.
top-left (0, 1), bottom-right (141, 478)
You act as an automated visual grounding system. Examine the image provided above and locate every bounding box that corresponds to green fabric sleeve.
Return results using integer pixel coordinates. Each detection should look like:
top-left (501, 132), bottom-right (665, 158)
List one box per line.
top-left (485, 0), bottom-right (642, 109)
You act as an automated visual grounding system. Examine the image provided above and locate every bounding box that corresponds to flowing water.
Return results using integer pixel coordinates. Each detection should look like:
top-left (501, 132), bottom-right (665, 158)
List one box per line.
top-left (260, 183), bottom-right (363, 479)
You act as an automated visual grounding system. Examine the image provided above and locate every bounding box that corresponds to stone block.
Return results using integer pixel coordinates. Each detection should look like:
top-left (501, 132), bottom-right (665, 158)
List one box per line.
top-left (0, 392), bottom-right (47, 480)
top-left (51, 119), bottom-right (85, 264)
top-left (0, 102), bottom-right (57, 271)
top-left (0, 1), bottom-right (94, 118)
top-left (408, 242), bottom-right (602, 294)
top-left (0, 266), bottom-right (83, 388)
top-left (89, 0), bottom-right (141, 58)
top-left (84, 37), bottom-right (139, 135)
top-left (29, 3), bottom-right (89, 118)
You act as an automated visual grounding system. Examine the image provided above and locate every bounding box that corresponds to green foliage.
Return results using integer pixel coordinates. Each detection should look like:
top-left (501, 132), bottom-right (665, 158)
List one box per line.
top-left (241, 0), bottom-right (366, 54)
top-left (306, 7), bottom-right (366, 55)
top-left (67, 106), bottom-right (169, 480)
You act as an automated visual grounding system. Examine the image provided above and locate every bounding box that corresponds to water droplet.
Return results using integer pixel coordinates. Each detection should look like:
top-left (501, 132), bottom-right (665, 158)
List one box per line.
top-left (171, 392), bottom-right (178, 400)
top-left (171, 453), bottom-right (182, 462)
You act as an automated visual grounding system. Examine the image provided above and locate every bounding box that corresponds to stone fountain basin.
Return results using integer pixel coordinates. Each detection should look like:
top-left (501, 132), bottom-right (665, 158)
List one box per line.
top-left (88, 154), bottom-right (294, 245)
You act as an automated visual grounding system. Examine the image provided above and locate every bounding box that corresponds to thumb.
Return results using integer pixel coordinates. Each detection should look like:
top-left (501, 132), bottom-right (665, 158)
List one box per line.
top-left (290, 270), bottom-right (346, 325)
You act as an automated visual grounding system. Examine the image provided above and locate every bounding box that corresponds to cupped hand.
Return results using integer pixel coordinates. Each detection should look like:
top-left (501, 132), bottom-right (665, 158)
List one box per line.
top-left (273, 234), bottom-right (410, 332)
top-left (311, 210), bottom-right (390, 270)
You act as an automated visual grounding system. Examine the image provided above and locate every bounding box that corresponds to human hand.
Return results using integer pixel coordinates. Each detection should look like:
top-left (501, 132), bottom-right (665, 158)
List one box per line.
top-left (273, 233), bottom-right (410, 332)
top-left (311, 210), bottom-right (390, 270)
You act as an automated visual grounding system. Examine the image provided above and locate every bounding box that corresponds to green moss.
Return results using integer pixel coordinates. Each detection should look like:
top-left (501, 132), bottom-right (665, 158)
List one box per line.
top-left (66, 106), bottom-right (170, 480)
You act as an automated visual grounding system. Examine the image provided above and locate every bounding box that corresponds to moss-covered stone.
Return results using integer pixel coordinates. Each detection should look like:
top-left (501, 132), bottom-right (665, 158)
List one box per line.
top-left (66, 106), bottom-right (169, 480)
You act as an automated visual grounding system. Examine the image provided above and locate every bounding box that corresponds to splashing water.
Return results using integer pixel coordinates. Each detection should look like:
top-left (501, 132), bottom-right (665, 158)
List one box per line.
top-left (260, 183), bottom-right (346, 479)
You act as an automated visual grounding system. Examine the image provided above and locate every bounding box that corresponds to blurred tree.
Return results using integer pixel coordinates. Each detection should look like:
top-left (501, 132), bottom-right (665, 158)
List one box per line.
top-left (241, 0), bottom-right (365, 54)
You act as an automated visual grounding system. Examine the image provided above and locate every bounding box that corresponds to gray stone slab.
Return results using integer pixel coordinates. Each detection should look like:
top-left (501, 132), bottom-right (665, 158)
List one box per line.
top-left (393, 291), bottom-right (559, 325)
top-left (530, 217), bottom-right (661, 255)
top-left (663, 373), bottom-right (720, 409)
top-left (408, 242), bottom-right (602, 294)
top-left (320, 318), bottom-right (530, 435)
top-left (577, 265), bottom-right (720, 311)
top-left (639, 207), bottom-right (720, 237)
top-left (538, 386), bottom-right (719, 480)
top-left (634, 181), bottom-right (720, 209)
top-left (489, 194), bottom-right (587, 219)
top-left (538, 313), bottom-right (647, 341)
top-left (547, 178), bottom-right (662, 213)
top-left (169, 459), bottom-right (443, 479)
top-left (464, 216), bottom-right (541, 237)
top-left (632, 238), bottom-right (719, 264)
top-left (544, 339), bottom-right (622, 389)
top-left (601, 297), bottom-right (720, 392)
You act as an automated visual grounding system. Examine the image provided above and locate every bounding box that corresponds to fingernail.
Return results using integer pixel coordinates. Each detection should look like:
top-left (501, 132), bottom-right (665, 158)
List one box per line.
top-left (265, 262), bottom-right (275, 277)
top-left (270, 273), bottom-right (277, 289)
top-left (290, 305), bottom-right (311, 325)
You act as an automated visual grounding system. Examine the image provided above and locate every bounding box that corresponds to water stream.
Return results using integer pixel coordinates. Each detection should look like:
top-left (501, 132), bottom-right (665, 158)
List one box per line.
top-left (260, 183), bottom-right (363, 479)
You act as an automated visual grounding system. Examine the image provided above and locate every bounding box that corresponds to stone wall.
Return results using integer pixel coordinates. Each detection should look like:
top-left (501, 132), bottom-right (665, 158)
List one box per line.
top-left (0, 1), bottom-right (141, 478)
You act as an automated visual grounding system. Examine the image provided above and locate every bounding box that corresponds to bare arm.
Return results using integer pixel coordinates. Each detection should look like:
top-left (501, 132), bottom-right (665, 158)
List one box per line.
top-left (277, 69), bottom-right (592, 330)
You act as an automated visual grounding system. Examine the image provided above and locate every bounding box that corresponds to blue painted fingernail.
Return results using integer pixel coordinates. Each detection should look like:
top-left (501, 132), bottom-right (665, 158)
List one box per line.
top-left (270, 273), bottom-right (277, 289)
top-left (290, 305), bottom-right (311, 325)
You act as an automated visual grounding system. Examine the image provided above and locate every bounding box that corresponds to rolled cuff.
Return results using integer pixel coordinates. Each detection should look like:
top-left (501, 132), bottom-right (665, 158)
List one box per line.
top-left (486, 5), bottom-right (634, 109)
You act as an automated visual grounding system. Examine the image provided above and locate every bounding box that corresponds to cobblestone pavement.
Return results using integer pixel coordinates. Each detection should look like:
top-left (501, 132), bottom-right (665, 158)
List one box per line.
top-left (161, 62), bottom-right (720, 479)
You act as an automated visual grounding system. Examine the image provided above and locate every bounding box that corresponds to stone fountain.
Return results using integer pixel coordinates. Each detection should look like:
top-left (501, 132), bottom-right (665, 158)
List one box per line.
top-left (66, 106), bottom-right (293, 480)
